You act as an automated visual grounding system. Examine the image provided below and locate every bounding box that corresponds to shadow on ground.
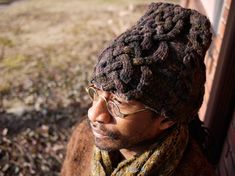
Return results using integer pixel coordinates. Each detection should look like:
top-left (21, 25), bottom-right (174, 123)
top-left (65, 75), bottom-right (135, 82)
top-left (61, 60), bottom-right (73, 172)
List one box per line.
top-left (0, 102), bottom-right (88, 176)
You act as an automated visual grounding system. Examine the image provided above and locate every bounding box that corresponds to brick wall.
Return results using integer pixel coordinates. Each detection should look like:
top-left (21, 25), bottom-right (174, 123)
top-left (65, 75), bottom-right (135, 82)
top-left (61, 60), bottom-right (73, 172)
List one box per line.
top-left (199, 0), bottom-right (232, 121)
top-left (180, 0), bottom-right (231, 120)
top-left (181, 1), bottom-right (234, 176)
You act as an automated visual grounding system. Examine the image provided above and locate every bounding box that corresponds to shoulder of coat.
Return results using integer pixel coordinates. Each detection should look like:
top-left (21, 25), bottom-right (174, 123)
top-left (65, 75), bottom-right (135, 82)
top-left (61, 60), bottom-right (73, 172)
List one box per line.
top-left (174, 138), bottom-right (215, 176)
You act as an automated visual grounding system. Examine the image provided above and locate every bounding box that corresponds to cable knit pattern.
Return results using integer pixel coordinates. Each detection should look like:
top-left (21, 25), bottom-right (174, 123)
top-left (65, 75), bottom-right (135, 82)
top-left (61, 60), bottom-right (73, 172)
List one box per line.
top-left (91, 2), bottom-right (212, 121)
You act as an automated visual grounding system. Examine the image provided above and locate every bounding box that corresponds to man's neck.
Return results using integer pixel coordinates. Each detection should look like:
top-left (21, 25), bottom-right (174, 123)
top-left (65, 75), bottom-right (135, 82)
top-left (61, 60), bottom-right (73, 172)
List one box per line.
top-left (119, 148), bottom-right (137, 159)
top-left (119, 139), bottom-right (157, 160)
top-left (118, 128), bottom-right (170, 160)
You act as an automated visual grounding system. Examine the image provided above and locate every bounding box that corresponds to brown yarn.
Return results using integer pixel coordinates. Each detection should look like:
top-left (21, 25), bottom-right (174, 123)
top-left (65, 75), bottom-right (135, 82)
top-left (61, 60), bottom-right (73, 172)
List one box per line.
top-left (91, 2), bottom-right (212, 122)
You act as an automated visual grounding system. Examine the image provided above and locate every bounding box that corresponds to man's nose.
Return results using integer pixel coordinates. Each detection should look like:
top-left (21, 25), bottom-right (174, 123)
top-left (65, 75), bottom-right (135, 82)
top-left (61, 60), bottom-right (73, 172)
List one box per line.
top-left (88, 98), bottom-right (112, 124)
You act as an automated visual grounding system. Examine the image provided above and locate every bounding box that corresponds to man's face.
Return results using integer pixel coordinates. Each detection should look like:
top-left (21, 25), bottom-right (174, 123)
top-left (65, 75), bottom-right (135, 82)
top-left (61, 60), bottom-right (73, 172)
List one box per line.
top-left (87, 86), bottom-right (163, 151)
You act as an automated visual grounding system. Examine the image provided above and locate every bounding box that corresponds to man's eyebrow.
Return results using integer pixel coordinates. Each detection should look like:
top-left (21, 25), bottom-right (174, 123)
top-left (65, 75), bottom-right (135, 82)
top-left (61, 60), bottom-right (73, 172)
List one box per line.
top-left (92, 85), bottom-right (100, 90)
top-left (92, 86), bottom-right (104, 93)
top-left (112, 95), bottom-right (131, 104)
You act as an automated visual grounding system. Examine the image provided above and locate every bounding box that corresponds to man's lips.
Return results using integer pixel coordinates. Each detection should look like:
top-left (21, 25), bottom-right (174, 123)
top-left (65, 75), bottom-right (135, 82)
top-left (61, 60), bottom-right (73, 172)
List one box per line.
top-left (89, 122), bottom-right (119, 140)
top-left (91, 127), bottom-right (110, 139)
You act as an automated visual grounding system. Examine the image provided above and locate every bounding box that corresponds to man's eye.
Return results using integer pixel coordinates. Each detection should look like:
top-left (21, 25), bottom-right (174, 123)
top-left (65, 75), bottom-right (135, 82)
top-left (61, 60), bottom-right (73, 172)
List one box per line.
top-left (112, 98), bottom-right (123, 105)
top-left (113, 100), bottom-right (130, 110)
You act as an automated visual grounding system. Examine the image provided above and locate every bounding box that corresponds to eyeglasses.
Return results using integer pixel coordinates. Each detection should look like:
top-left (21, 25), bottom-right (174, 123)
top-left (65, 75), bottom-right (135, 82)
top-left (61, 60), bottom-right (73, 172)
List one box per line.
top-left (85, 85), bottom-right (157, 119)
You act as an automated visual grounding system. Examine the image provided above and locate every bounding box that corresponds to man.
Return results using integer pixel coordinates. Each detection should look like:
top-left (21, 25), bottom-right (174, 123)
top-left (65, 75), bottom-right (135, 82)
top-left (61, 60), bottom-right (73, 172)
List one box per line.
top-left (61, 2), bottom-right (214, 176)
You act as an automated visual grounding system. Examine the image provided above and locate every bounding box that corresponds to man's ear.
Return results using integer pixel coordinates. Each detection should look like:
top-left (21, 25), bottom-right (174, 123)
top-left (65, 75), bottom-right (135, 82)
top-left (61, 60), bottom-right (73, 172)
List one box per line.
top-left (158, 116), bottom-right (176, 130)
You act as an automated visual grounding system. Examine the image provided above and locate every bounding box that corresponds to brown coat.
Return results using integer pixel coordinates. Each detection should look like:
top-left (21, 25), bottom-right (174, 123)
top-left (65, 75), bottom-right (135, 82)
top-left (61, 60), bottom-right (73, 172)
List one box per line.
top-left (61, 117), bottom-right (215, 176)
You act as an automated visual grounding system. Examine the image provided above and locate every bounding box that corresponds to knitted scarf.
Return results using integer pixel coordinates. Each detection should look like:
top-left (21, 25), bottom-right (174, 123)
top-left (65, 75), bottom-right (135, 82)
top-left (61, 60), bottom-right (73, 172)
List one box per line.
top-left (90, 123), bottom-right (189, 176)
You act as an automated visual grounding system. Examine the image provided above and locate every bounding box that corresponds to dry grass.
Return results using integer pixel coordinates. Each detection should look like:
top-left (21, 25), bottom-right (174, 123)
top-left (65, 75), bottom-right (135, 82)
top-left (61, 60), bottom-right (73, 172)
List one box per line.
top-left (0, 0), bottom-right (179, 106)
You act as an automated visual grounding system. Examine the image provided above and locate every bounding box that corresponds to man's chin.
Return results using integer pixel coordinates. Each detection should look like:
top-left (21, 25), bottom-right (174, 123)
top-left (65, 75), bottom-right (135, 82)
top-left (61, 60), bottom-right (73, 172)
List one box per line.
top-left (96, 145), bottom-right (116, 151)
top-left (94, 138), bottom-right (122, 151)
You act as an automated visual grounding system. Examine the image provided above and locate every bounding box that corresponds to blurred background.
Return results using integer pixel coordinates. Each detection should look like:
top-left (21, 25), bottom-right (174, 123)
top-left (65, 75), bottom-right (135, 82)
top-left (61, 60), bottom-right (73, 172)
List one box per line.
top-left (0, 0), bottom-right (234, 176)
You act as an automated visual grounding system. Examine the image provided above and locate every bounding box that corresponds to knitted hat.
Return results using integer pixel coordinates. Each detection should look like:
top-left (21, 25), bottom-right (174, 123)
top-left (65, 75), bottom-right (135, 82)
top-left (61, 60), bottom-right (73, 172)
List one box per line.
top-left (91, 2), bottom-right (212, 122)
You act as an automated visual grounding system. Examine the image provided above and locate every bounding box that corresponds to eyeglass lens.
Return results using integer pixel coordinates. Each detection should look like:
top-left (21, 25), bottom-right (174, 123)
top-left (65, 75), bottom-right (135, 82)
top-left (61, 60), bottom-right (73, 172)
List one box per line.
top-left (107, 101), bottom-right (121, 117)
top-left (88, 87), bottom-right (97, 100)
top-left (87, 87), bottom-right (121, 117)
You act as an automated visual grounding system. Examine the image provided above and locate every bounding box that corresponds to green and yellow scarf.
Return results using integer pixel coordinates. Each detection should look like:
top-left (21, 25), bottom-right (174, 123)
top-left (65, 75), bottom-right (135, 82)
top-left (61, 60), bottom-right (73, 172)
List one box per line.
top-left (90, 123), bottom-right (189, 176)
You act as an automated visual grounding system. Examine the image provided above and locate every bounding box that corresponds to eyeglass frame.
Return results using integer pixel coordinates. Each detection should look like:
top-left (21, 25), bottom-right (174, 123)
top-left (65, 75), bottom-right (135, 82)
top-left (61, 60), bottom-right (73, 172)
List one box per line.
top-left (85, 85), bottom-right (158, 119)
